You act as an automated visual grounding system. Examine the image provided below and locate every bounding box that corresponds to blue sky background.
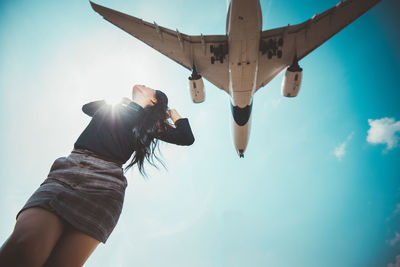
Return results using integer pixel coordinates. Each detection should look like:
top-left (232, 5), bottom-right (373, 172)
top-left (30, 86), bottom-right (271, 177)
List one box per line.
top-left (0, 0), bottom-right (399, 266)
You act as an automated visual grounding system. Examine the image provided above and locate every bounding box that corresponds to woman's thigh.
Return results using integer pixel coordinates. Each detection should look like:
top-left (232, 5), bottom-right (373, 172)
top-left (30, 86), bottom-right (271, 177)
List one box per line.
top-left (43, 225), bottom-right (100, 267)
top-left (0, 207), bottom-right (65, 267)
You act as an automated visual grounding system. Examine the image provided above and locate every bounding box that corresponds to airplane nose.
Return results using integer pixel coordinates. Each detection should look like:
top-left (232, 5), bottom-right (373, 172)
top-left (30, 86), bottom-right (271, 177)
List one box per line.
top-left (231, 118), bottom-right (250, 159)
top-left (231, 101), bottom-right (252, 158)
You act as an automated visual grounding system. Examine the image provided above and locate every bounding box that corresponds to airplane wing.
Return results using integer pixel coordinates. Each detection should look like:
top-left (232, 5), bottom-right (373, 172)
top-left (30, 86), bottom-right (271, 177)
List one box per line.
top-left (90, 2), bottom-right (229, 93)
top-left (256, 0), bottom-right (382, 91)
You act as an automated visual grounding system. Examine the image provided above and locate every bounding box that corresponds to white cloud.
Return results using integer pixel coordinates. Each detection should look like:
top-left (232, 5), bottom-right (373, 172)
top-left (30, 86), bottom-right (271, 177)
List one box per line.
top-left (395, 203), bottom-right (400, 214)
top-left (388, 255), bottom-right (400, 267)
top-left (367, 118), bottom-right (400, 150)
top-left (334, 143), bottom-right (346, 160)
top-left (334, 132), bottom-right (354, 160)
top-left (387, 203), bottom-right (400, 222)
top-left (390, 232), bottom-right (400, 246)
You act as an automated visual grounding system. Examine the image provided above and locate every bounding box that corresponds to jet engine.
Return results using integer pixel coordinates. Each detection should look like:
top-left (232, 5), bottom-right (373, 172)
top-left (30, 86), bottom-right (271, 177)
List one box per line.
top-left (188, 68), bottom-right (205, 103)
top-left (281, 60), bottom-right (303, 98)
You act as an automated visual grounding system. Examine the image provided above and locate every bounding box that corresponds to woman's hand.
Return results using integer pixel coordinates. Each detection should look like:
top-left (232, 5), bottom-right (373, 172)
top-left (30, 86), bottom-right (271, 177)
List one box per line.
top-left (131, 85), bottom-right (157, 108)
top-left (167, 109), bottom-right (182, 123)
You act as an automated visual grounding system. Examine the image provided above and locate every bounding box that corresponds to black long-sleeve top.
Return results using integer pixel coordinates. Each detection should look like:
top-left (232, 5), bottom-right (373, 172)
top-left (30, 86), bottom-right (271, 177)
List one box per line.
top-left (74, 100), bottom-right (195, 165)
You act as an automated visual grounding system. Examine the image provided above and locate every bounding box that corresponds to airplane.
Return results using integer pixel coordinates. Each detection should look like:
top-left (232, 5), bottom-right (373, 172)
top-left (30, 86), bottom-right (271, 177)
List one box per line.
top-left (90, 0), bottom-right (382, 157)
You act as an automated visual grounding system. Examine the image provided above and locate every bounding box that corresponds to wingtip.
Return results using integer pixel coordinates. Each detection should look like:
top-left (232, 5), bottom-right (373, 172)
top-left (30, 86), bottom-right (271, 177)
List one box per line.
top-left (89, 1), bottom-right (101, 12)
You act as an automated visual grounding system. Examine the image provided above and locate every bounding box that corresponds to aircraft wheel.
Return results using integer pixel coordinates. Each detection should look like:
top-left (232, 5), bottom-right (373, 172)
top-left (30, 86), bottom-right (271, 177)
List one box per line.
top-left (211, 57), bottom-right (215, 64)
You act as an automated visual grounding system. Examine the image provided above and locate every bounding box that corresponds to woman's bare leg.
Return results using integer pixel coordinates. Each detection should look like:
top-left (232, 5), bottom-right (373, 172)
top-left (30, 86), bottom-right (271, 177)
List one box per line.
top-left (43, 225), bottom-right (100, 267)
top-left (0, 207), bottom-right (65, 267)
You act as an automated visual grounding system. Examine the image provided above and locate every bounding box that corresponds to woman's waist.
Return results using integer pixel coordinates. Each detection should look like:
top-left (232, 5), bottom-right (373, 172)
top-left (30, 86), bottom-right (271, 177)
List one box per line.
top-left (72, 147), bottom-right (125, 167)
top-left (47, 151), bottom-right (128, 190)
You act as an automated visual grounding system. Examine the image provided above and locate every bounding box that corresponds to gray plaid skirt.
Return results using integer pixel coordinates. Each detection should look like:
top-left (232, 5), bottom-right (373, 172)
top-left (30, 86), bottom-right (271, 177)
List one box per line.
top-left (16, 148), bottom-right (127, 243)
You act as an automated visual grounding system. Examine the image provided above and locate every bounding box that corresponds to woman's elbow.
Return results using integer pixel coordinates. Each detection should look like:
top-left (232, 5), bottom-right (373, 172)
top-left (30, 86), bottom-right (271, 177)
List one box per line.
top-left (183, 135), bottom-right (195, 146)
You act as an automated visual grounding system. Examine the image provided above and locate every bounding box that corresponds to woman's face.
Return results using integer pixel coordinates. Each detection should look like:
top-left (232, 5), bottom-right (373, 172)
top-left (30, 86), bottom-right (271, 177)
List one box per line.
top-left (132, 85), bottom-right (157, 107)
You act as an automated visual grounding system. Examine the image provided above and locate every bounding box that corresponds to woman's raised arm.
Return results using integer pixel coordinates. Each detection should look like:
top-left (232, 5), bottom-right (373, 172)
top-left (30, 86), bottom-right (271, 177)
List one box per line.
top-left (157, 109), bottom-right (195, 146)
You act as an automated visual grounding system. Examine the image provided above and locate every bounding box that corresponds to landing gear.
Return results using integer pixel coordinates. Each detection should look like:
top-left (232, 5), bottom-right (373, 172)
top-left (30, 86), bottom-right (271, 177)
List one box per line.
top-left (209, 43), bottom-right (228, 64)
top-left (211, 56), bottom-right (215, 64)
top-left (260, 37), bottom-right (284, 60)
top-left (238, 149), bottom-right (244, 158)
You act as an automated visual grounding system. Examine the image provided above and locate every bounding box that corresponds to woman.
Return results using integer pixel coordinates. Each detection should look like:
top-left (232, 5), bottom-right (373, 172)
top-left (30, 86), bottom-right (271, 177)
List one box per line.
top-left (0, 85), bottom-right (195, 267)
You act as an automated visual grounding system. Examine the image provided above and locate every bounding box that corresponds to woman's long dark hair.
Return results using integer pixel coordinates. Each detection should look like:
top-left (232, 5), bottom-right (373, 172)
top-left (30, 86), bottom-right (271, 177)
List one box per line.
top-left (125, 90), bottom-right (169, 176)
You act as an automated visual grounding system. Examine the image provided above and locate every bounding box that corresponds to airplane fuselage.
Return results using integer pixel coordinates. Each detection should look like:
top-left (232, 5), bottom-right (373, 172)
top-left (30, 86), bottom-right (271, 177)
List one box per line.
top-left (226, 0), bottom-right (262, 157)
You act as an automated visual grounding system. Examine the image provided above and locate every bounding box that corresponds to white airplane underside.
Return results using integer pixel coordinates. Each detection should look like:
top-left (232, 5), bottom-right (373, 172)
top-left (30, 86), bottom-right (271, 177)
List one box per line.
top-left (90, 0), bottom-right (382, 157)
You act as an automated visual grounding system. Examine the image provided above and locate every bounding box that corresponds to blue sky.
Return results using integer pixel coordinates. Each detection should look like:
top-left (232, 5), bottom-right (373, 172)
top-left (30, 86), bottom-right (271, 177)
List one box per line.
top-left (0, 0), bottom-right (399, 266)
